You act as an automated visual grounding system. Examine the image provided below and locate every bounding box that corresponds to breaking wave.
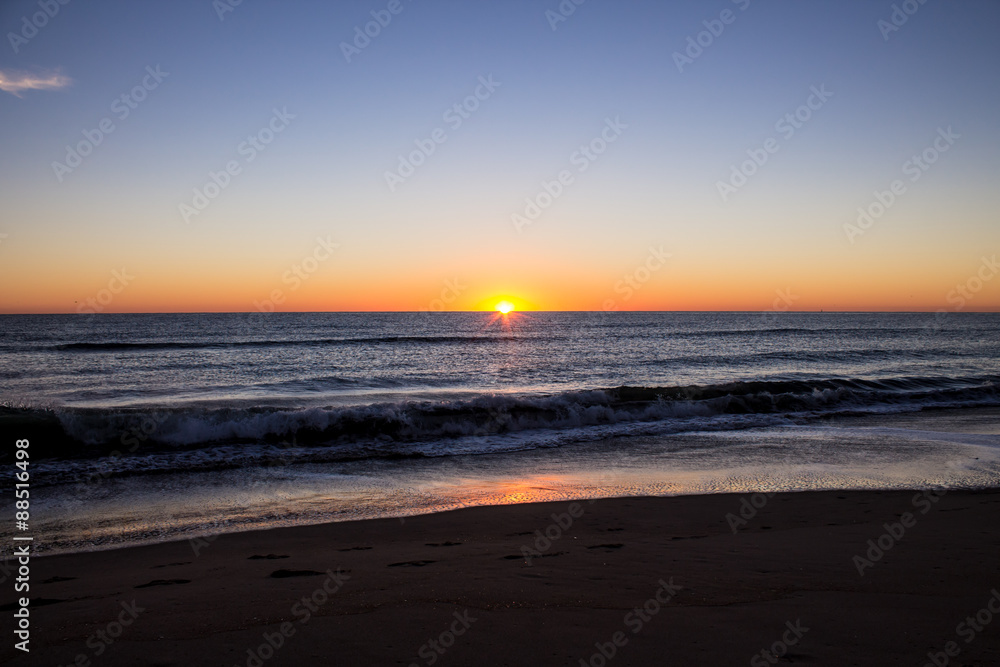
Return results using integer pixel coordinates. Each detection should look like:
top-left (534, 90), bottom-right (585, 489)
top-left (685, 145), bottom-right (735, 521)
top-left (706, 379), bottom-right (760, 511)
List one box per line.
top-left (4, 374), bottom-right (999, 485)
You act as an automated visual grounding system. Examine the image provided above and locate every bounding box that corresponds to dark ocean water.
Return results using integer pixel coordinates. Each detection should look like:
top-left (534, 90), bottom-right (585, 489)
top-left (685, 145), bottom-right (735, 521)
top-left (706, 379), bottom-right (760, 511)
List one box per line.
top-left (2, 312), bottom-right (999, 554)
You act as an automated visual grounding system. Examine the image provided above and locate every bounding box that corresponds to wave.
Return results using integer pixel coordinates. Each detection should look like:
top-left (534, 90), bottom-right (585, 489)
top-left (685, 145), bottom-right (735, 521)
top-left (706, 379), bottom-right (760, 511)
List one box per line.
top-left (5, 374), bottom-right (999, 480)
top-left (636, 348), bottom-right (973, 368)
top-left (49, 335), bottom-right (540, 352)
top-left (41, 325), bottom-right (978, 353)
top-left (600, 324), bottom-right (972, 336)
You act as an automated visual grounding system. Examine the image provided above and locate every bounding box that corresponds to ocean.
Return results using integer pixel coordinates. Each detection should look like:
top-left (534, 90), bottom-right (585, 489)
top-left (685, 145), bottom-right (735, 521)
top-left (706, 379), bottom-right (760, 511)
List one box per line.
top-left (2, 311), bottom-right (999, 555)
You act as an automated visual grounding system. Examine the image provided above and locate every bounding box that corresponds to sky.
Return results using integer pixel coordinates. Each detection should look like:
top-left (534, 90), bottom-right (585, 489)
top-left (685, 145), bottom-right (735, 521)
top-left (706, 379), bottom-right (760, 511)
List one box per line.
top-left (1, 0), bottom-right (998, 313)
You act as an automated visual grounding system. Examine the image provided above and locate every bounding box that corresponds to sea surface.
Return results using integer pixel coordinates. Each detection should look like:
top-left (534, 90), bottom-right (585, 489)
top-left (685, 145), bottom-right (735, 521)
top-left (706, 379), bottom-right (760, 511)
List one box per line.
top-left (2, 312), bottom-right (999, 555)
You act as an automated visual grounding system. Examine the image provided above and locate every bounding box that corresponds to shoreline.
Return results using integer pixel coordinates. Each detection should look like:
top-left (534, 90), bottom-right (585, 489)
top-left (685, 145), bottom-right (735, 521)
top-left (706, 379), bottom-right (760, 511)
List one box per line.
top-left (7, 488), bottom-right (1000, 665)
top-left (23, 478), bottom-right (1000, 561)
top-left (18, 404), bottom-right (1000, 558)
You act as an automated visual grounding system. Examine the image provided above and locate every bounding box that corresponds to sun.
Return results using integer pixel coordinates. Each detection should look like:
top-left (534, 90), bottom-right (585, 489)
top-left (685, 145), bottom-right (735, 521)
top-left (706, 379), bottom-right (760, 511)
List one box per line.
top-left (495, 301), bottom-right (515, 314)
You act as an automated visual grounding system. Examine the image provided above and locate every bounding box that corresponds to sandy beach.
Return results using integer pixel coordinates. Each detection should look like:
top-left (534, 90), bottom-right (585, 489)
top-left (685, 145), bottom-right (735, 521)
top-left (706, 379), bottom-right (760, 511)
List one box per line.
top-left (5, 488), bottom-right (1000, 666)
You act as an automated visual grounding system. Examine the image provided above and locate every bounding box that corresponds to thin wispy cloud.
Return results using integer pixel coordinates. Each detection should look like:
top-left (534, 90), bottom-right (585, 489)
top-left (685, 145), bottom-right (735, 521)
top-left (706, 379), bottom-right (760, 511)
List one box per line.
top-left (0, 69), bottom-right (71, 97)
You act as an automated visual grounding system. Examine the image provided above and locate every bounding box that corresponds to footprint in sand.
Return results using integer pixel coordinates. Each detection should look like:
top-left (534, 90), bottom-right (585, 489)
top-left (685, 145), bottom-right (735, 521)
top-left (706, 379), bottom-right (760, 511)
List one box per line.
top-left (502, 551), bottom-right (567, 560)
top-left (135, 579), bottom-right (191, 588)
top-left (269, 569), bottom-right (324, 578)
top-left (0, 597), bottom-right (73, 610)
top-left (387, 560), bottom-right (437, 567)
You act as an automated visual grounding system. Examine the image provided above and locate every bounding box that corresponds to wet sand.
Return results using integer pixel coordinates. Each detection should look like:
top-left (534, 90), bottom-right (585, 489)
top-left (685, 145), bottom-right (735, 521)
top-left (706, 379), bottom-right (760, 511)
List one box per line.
top-left (4, 489), bottom-right (1000, 666)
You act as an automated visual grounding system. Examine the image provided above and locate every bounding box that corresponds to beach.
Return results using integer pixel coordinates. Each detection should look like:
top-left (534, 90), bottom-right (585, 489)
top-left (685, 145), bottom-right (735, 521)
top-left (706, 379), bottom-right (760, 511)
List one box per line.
top-left (6, 488), bottom-right (1000, 666)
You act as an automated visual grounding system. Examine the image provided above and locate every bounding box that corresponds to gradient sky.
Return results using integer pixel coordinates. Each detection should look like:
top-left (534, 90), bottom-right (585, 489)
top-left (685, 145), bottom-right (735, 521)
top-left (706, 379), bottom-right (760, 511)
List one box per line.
top-left (1, 0), bottom-right (998, 313)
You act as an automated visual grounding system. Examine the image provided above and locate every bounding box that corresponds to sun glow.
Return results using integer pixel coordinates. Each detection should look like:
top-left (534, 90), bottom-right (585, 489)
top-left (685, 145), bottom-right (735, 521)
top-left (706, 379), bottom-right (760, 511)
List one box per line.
top-left (495, 301), bottom-right (515, 314)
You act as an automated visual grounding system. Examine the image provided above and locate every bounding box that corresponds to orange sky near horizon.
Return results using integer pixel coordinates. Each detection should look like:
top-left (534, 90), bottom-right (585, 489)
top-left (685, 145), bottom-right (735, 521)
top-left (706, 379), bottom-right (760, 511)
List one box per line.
top-left (3, 169), bottom-right (997, 315)
top-left (3, 249), bottom-right (997, 314)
